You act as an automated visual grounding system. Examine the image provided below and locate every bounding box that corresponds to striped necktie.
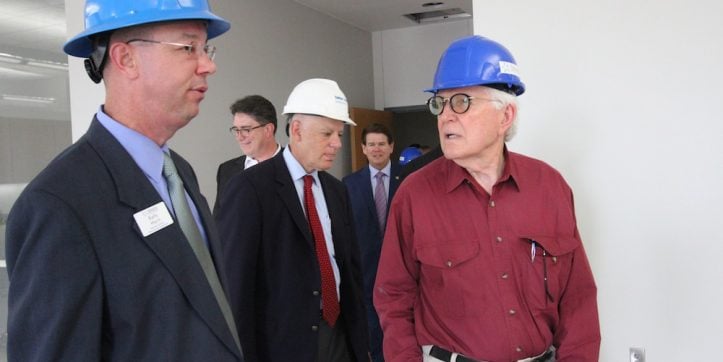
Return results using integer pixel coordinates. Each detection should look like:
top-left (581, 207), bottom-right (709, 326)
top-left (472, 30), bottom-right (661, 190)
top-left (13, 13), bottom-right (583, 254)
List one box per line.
top-left (162, 152), bottom-right (241, 352)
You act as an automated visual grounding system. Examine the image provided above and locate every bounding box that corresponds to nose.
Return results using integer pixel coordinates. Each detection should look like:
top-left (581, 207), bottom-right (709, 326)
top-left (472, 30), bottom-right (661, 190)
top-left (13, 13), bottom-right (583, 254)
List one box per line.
top-left (330, 133), bottom-right (342, 150)
top-left (197, 53), bottom-right (217, 75)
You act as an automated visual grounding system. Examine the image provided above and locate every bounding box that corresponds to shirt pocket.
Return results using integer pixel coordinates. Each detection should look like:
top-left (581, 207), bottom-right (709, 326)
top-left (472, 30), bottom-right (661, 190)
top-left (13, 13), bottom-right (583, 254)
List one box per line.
top-left (416, 241), bottom-right (479, 318)
top-left (518, 235), bottom-right (579, 310)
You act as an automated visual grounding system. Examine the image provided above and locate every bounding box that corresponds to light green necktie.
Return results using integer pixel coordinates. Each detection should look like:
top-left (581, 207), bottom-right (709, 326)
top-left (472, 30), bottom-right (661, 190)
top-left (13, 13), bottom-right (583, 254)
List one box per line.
top-left (162, 152), bottom-right (241, 353)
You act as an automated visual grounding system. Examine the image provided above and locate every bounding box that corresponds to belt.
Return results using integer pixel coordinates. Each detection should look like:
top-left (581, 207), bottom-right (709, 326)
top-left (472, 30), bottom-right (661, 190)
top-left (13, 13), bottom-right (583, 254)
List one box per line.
top-left (428, 345), bottom-right (555, 362)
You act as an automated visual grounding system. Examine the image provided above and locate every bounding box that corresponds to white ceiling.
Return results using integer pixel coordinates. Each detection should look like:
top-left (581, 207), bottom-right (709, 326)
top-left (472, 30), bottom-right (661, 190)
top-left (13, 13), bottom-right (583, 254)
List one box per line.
top-left (293, 0), bottom-right (472, 32)
top-left (0, 0), bottom-right (471, 121)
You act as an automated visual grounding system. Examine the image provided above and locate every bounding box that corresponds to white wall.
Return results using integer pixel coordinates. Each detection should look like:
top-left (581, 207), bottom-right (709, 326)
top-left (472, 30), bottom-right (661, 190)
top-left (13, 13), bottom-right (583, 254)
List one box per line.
top-left (474, 0), bottom-right (723, 360)
top-left (372, 20), bottom-right (472, 109)
top-left (65, 0), bottom-right (374, 207)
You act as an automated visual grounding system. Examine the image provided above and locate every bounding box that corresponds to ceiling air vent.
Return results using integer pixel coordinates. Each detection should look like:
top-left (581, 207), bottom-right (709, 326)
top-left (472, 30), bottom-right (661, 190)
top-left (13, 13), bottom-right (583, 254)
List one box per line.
top-left (404, 8), bottom-right (471, 24)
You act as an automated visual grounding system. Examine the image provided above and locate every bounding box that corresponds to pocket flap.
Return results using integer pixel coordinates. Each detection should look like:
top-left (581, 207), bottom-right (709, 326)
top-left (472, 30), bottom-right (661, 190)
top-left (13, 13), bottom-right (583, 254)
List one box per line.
top-left (522, 235), bottom-right (579, 256)
top-left (417, 242), bottom-right (479, 268)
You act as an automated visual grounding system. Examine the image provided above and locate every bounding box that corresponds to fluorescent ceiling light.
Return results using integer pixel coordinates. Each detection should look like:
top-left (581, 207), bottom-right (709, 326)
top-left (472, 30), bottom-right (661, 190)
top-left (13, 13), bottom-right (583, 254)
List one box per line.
top-left (0, 67), bottom-right (43, 78)
top-left (27, 60), bottom-right (68, 71)
top-left (404, 8), bottom-right (471, 24)
top-left (0, 53), bottom-right (23, 64)
top-left (2, 94), bottom-right (56, 104)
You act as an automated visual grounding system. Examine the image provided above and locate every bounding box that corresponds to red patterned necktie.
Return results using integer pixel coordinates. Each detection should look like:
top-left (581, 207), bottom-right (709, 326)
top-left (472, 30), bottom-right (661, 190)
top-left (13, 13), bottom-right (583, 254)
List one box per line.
top-left (303, 175), bottom-right (340, 326)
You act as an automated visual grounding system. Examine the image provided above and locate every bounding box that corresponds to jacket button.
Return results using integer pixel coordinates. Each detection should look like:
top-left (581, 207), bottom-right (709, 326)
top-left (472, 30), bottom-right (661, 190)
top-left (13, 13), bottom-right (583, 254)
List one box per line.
top-left (311, 325), bottom-right (319, 332)
top-left (312, 290), bottom-right (320, 296)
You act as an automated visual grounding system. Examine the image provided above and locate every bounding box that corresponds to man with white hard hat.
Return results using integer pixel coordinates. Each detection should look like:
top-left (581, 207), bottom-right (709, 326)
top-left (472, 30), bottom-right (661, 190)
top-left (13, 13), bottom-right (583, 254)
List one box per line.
top-left (217, 79), bottom-right (369, 361)
top-left (5, 0), bottom-right (242, 361)
top-left (375, 35), bottom-right (600, 361)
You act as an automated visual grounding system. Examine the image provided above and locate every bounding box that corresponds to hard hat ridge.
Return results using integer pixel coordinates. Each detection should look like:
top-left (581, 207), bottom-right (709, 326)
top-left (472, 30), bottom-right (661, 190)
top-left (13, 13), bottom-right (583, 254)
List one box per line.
top-left (426, 35), bottom-right (525, 96)
top-left (282, 79), bottom-right (356, 125)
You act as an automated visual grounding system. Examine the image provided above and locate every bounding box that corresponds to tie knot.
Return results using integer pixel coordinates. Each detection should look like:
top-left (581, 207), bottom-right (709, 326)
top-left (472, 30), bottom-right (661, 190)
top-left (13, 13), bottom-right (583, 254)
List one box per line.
top-left (162, 152), bottom-right (177, 179)
top-left (303, 175), bottom-right (314, 188)
top-left (375, 171), bottom-right (385, 180)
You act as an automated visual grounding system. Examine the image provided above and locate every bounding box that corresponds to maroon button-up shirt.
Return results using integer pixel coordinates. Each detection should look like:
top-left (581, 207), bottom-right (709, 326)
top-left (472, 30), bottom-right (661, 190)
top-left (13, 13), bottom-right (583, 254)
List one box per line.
top-left (374, 150), bottom-right (600, 362)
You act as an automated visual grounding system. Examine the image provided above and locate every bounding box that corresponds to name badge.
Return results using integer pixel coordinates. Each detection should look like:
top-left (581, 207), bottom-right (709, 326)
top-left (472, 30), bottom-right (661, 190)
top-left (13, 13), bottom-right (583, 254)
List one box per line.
top-left (134, 202), bottom-right (174, 237)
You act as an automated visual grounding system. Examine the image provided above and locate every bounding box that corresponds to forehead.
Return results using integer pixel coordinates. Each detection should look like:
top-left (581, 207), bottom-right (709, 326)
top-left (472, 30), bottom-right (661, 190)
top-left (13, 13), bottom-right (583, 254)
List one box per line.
top-left (302, 115), bottom-right (344, 130)
top-left (365, 132), bottom-right (389, 143)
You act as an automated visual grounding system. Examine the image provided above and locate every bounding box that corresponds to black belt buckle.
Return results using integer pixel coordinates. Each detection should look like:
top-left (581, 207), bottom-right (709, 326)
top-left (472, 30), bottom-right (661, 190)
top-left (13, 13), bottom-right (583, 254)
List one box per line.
top-left (531, 347), bottom-right (555, 362)
top-left (429, 346), bottom-right (478, 362)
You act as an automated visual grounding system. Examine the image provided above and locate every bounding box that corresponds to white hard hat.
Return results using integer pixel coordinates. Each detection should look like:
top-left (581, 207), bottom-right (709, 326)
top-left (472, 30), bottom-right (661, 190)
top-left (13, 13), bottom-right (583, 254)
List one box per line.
top-left (282, 78), bottom-right (356, 125)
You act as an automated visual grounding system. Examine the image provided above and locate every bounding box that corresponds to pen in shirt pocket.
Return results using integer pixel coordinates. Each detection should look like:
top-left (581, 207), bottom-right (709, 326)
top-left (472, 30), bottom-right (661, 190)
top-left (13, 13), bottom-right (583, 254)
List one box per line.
top-left (531, 240), bottom-right (536, 262)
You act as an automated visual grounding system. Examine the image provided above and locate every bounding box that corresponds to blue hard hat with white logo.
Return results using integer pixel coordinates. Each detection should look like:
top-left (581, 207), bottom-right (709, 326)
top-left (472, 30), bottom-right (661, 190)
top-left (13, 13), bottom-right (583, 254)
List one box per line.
top-left (399, 146), bottom-right (423, 166)
top-left (426, 35), bottom-right (525, 96)
top-left (64, 0), bottom-right (231, 58)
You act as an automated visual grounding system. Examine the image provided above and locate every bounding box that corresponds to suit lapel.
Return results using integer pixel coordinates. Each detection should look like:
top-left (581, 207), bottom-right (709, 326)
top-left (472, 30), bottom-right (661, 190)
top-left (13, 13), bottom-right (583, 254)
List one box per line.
top-left (359, 166), bottom-right (379, 220)
top-left (86, 119), bottom-right (241, 359)
top-left (272, 154), bottom-right (315, 247)
top-left (389, 162), bottom-right (402, 206)
top-left (319, 172), bottom-right (347, 258)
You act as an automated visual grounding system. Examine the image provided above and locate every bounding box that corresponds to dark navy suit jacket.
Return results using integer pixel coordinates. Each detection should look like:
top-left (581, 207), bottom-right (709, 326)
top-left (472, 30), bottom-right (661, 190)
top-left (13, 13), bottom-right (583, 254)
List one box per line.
top-left (5, 118), bottom-right (242, 361)
top-left (214, 155), bottom-right (246, 215)
top-left (342, 163), bottom-right (401, 306)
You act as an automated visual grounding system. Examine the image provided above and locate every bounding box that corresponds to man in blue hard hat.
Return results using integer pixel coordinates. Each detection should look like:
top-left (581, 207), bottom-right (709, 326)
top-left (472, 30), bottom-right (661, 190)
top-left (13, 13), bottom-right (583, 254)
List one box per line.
top-left (375, 35), bottom-right (601, 361)
top-left (4, 1), bottom-right (243, 361)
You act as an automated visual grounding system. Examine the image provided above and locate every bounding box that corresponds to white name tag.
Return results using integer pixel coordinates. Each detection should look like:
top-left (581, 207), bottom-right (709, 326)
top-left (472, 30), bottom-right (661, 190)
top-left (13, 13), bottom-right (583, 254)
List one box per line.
top-left (133, 202), bottom-right (174, 237)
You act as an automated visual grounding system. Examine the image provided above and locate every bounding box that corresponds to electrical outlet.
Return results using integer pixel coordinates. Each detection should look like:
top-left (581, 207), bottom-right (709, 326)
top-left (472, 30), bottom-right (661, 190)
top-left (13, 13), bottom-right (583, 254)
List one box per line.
top-left (630, 347), bottom-right (645, 362)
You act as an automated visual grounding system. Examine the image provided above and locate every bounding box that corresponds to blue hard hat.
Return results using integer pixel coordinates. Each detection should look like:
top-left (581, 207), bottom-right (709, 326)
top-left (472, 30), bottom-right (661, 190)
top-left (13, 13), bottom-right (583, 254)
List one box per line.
top-left (399, 146), bottom-right (423, 166)
top-left (64, 0), bottom-right (231, 58)
top-left (425, 35), bottom-right (525, 96)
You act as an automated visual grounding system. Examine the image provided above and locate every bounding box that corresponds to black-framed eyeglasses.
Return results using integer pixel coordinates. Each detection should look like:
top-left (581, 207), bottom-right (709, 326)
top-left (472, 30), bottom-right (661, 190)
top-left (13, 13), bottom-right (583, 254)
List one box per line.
top-left (126, 39), bottom-right (217, 61)
top-left (229, 124), bottom-right (265, 137)
top-left (426, 93), bottom-right (501, 115)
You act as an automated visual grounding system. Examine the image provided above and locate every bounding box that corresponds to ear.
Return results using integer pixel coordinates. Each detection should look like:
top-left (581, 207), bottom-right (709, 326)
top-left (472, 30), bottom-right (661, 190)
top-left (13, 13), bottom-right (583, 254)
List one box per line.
top-left (290, 119), bottom-right (303, 141)
top-left (499, 102), bottom-right (517, 133)
top-left (107, 42), bottom-right (139, 79)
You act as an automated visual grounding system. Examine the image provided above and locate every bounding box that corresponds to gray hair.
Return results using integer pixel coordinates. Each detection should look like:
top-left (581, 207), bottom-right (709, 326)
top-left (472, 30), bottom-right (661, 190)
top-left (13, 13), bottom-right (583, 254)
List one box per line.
top-left (484, 87), bottom-right (519, 142)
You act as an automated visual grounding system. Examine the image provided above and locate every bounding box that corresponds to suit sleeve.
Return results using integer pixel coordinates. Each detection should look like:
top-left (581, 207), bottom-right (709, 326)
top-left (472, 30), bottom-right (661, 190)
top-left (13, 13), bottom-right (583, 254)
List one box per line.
top-left (216, 174), bottom-right (261, 361)
top-left (5, 190), bottom-right (103, 361)
top-left (373, 189), bottom-right (423, 361)
top-left (342, 183), bottom-right (369, 348)
top-left (213, 164), bottom-right (225, 216)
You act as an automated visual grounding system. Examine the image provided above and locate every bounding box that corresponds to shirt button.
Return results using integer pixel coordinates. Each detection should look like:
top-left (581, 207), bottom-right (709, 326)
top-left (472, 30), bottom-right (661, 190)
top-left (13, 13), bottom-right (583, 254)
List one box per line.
top-left (446, 260), bottom-right (453, 267)
top-left (496, 236), bottom-right (503, 243)
top-left (490, 200), bottom-right (496, 207)
top-left (311, 325), bottom-right (319, 332)
top-left (501, 272), bottom-right (509, 279)
top-left (515, 346), bottom-right (523, 353)
top-left (312, 290), bottom-right (320, 296)
top-left (508, 309), bottom-right (516, 315)
top-left (552, 256), bottom-right (558, 264)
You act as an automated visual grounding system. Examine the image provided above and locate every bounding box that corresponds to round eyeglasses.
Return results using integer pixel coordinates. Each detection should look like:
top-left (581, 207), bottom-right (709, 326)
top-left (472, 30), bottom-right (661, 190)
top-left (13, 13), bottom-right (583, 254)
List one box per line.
top-left (427, 93), bottom-right (500, 115)
top-left (229, 124), bottom-right (265, 137)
